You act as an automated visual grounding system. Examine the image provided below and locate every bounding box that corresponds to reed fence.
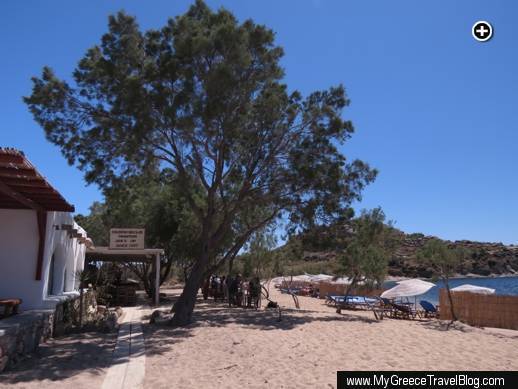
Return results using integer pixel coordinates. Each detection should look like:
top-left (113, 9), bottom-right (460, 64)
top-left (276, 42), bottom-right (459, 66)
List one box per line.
top-left (278, 279), bottom-right (383, 299)
top-left (279, 280), bottom-right (313, 289)
top-left (439, 289), bottom-right (518, 330)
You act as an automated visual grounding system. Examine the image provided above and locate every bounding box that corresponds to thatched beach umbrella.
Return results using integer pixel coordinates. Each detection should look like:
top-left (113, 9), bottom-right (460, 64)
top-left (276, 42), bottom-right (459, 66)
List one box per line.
top-left (381, 279), bottom-right (436, 299)
top-left (306, 274), bottom-right (334, 283)
top-left (451, 284), bottom-right (495, 294)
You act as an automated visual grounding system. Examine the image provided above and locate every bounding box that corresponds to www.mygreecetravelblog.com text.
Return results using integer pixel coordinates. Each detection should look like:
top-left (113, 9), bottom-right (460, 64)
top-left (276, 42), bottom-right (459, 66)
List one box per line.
top-left (337, 371), bottom-right (514, 389)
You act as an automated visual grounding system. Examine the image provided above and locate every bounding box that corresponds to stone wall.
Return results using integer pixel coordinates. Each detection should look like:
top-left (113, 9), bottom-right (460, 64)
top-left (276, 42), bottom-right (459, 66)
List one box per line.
top-left (53, 290), bottom-right (97, 336)
top-left (0, 290), bottom-right (97, 372)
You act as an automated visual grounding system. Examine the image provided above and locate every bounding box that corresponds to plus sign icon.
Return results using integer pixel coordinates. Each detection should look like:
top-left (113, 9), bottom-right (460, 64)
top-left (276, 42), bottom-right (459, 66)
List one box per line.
top-left (472, 21), bottom-right (493, 42)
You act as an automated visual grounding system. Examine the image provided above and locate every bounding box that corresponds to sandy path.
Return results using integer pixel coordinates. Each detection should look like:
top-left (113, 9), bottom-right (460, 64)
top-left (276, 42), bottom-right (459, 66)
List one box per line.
top-left (0, 331), bottom-right (116, 389)
top-left (143, 287), bottom-right (518, 389)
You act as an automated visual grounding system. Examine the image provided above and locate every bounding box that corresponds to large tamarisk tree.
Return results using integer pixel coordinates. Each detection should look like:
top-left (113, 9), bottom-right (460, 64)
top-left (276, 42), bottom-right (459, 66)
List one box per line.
top-left (24, 0), bottom-right (376, 326)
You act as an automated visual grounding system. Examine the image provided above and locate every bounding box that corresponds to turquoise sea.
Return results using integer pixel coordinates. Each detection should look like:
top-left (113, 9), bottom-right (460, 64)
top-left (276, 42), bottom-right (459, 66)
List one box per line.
top-left (384, 276), bottom-right (518, 305)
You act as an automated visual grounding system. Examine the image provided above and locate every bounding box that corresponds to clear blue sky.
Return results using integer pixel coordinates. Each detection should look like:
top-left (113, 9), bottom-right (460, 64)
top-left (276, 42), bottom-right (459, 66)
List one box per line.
top-left (1, 1), bottom-right (517, 244)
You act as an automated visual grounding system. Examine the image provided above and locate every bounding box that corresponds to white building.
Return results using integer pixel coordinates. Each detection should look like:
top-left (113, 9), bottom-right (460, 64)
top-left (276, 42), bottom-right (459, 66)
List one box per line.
top-left (0, 148), bottom-right (92, 310)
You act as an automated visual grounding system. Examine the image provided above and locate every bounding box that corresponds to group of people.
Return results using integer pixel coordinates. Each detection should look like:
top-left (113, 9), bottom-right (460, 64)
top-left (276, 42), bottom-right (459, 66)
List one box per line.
top-left (202, 274), bottom-right (262, 309)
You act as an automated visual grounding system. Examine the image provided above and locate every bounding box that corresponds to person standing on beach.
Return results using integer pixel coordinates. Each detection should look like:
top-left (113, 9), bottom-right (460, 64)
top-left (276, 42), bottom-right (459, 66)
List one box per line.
top-left (249, 277), bottom-right (261, 309)
top-left (228, 275), bottom-right (237, 307)
top-left (220, 276), bottom-right (227, 301)
top-left (202, 277), bottom-right (210, 300)
top-left (230, 274), bottom-right (243, 307)
top-left (223, 276), bottom-right (230, 303)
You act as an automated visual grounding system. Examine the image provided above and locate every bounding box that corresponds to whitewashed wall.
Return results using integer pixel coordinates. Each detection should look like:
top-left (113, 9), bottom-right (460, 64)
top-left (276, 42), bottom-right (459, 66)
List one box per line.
top-left (0, 209), bottom-right (39, 308)
top-left (0, 209), bottom-right (86, 310)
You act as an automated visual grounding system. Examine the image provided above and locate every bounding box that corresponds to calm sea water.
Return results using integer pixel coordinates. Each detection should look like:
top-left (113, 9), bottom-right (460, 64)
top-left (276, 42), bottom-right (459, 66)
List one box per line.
top-left (384, 276), bottom-right (518, 305)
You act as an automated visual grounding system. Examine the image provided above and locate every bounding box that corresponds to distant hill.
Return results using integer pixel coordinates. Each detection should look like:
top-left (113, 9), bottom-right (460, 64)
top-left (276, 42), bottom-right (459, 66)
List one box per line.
top-left (273, 227), bottom-right (518, 278)
top-left (387, 233), bottom-right (518, 278)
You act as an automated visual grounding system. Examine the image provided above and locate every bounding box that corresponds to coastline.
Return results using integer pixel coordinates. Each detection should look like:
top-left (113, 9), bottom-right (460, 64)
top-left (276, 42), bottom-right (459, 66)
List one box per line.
top-left (385, 272), bottom-right (518, 282)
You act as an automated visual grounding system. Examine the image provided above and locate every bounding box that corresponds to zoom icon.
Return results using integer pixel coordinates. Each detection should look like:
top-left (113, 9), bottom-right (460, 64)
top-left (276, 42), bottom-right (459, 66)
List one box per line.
top-left (472, 21), bottom-right (493, 42)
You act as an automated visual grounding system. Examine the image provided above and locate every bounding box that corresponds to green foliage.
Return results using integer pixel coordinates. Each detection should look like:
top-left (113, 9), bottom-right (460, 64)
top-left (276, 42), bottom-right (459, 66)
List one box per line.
top-left (418, 239), bottom-right (467, 322)
top-left (75, 203), bottom-right (109, 246)
top-left (272, 256), bottom-right (285, 276)
top-left (283, 259), bottom-right (341, 276)
top-left (24, 0), bottom-right (376, 323)
top-left (237, 228), bottom-right (277, 278)
top-left (339, 208), bottom-right (397, 287)
top-left (76, 171), bottom-right (201, 294)
top-left (235, 257), bottom-right (255, 278)
top-left (85, 263), bottom-right (119, 306)
top-left (299, 213), bottom-right (355, 252)
top-left (417, 239), bottom-right (466, 280)
top-left (25, 0), bottom-right (375, 246)
top-left (73, 269), bottom-right (90, 289)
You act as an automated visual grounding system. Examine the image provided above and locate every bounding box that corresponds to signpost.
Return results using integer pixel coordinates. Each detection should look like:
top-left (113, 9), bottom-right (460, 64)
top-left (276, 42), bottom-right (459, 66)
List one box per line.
top-left (109, 228), bottom-right (145, 250)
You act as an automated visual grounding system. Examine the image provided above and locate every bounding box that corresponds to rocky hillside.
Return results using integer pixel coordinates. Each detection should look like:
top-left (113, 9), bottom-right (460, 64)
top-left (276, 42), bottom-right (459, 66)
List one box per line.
top-left (389, 234), bottom-right (518, 277)
top-left (292, 232), bottom-right (518, 278)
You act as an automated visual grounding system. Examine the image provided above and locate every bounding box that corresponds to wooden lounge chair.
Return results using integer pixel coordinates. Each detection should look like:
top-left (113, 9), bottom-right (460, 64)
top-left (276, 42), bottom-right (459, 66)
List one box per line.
top-left (0, 298), bottom-right (22, 318)
top-left (334, 296), bottom-right (390, 320)
top-left (370, 298), bottom-right (393, 320)
top-left (379, 297), bottom-right (422, 320)
top-left (389, 301), bottom-right (420, 320)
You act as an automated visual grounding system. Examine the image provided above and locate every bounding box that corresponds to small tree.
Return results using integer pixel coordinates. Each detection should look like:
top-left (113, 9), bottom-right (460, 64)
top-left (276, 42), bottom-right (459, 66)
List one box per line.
top-left (244, 228), bottom-right (277, 279)
top-left (339, 208), bottom-right (396, 296)
top-left (418, 239), bottom-right (465, 322)
top-left (272, 255), bottom-right (285, 277)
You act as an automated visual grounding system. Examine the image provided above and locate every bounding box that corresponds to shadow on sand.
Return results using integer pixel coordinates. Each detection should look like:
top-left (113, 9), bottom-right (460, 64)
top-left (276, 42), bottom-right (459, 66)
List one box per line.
top-left (418, 319), bottom-right (518, 340)
top-left (142, 296), bottom-right (379, 357)
top-left (0, 291), bottom-right (380, 384)
top-left (0, 330), bottom-right (117, 385)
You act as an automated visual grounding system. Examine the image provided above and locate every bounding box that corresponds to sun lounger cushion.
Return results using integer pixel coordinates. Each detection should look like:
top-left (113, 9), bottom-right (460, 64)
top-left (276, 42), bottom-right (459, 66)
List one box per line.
top-left (419, 300), bottom-right (437, 312)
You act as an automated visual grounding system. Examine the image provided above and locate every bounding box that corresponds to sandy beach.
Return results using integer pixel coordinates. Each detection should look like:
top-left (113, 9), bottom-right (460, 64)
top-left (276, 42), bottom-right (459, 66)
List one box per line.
top-left (2, 286), bottom-right (517, 389)
top-left (0, 288), bottom-right (518, 388)
top-left (142, 287), bottom-right (518, 389)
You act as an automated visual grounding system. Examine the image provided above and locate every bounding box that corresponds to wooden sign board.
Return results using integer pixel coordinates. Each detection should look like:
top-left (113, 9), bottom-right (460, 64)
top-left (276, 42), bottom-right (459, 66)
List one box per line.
top-left (109, 228), bottom-right (145, 250)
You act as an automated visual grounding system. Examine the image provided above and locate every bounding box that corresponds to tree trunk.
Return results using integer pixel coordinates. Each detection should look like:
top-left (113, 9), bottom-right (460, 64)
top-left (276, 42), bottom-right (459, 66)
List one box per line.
top-left (183, 265), bottom-right (189, 283)
top-left (79, 287), bottom-right (84, 328)
top-left (444, 276), bottom-right (457, 322)
top-left (149, 259), bottom-right (157, 302)
top-left (134, 263), bottom-right (151, 297)
top-left (228, 256), bottom-right (234, 276)
top-left (336, 275), bottom-right (357, 314)
top-left (169, 251), bottom-right (210, 326)
top-left (160, 255), bottom-right (174, 285)
top-left (343, 275), bottom-right (358, 298)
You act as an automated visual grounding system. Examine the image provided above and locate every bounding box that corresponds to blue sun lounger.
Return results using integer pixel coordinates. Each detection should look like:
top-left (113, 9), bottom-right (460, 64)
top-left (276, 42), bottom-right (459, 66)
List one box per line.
top-left (280, 287), bottom-right (302, 295)
top-left (326, 295), bottom-right (347, 305)
top-left (420, 300), bottom-right (438, 318)
top-left (328, 295), bottom-right (378, 305)
top-left (334, 295), bottom-right (379, 311)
